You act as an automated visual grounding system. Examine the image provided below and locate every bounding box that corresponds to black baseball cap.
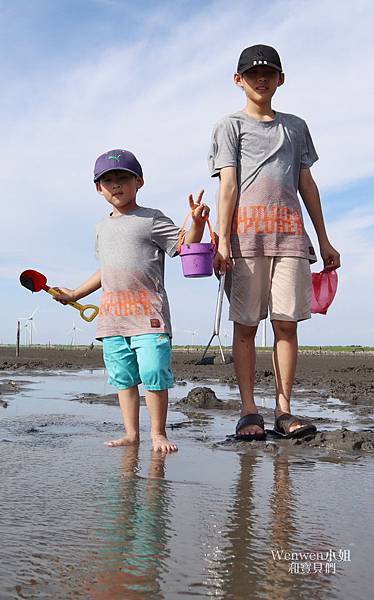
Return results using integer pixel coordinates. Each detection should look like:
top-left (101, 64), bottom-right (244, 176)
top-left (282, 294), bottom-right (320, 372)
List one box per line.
top-left (237, 44), bottom-right (283, 74)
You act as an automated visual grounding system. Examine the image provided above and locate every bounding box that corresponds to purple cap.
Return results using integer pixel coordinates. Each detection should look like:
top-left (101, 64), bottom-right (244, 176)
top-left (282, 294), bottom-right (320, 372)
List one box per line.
top-left (94, 149), bottom-right (143, 182)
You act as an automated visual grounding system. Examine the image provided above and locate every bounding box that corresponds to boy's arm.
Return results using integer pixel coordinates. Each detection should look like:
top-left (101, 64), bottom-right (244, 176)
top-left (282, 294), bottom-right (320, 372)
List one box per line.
top-left (214, 166), bottom-right (238, 273)
top-left (298, 168), bottom-right (340, 270)
top-left (184, 190), bottom-right (210, 244)
top-left (54, 269), bottom-right (102, 304)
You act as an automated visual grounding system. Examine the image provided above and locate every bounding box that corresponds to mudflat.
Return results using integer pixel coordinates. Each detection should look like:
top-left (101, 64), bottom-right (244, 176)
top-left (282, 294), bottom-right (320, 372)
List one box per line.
top-left (1, 345), bottom-right (373, 409)
top-left (1, 347), bottom-right (373, 598)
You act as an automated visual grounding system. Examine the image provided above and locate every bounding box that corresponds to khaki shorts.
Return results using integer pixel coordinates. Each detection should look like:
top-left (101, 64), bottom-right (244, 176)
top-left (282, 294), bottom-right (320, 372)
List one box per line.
top-left (228, 257), bottom-right (312, 326)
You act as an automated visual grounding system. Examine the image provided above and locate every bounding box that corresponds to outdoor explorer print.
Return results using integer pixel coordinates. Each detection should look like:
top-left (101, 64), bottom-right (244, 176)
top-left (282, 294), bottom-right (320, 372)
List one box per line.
top-left (208, 111), bottom-right (318, 262)
top-left (95, 207), bottom-right (180, 339)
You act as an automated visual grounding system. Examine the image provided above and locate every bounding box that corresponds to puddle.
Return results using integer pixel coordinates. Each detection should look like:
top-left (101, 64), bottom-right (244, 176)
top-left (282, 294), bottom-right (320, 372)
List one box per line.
top-left (172, 378), bottom-right (365, 431)
top-left (2, 370), bottom-right (366, 440)
top-left (0, 370), bottom-right (372, 599)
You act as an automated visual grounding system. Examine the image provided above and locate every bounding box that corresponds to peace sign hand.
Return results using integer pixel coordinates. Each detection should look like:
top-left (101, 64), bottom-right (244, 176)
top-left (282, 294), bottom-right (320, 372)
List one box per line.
top-left (189, 189), bottom-right (210, 224)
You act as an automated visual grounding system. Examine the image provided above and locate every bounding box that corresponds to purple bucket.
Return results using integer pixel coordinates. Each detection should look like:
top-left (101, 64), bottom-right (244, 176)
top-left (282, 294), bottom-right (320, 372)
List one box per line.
top-left (179, 242), bottom-right (215, 278)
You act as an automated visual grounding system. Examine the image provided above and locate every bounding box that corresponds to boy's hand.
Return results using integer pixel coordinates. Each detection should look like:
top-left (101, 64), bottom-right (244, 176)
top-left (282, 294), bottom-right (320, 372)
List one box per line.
top-left (214, 241), bottom-right (232, 275)
top-left (320, 242), bottom-right (341, 271)
top-left (53, 287), bottom-right (77, 304)
top-left (189, 190), bottom-right (210, 224)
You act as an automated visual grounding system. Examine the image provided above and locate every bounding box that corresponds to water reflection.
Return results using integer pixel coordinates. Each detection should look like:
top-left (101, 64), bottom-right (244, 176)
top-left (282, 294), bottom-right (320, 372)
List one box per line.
top-left (1, 370), bottom-right (370, 599)
top-left (82, 448), bottom-right (341, 600)
top-left (205, 451), bottom-right (337, 599)
top-left (86, 447), bottom-right (172, 599)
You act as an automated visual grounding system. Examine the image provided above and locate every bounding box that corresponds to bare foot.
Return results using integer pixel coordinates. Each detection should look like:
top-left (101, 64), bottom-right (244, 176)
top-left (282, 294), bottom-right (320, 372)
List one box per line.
top-left (105, 436), bottom-right (139, 448)
top-left (151, 433), bottom-right (178, 453)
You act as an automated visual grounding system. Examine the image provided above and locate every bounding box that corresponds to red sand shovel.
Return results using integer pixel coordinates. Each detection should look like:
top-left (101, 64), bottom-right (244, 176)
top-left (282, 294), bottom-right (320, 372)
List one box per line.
top-left (20, 269), bottom-right (99, 322)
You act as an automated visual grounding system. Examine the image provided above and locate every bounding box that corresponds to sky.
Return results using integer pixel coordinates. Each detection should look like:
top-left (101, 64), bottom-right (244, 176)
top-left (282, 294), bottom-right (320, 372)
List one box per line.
top-left (1, 0), bottom-right (374, 347)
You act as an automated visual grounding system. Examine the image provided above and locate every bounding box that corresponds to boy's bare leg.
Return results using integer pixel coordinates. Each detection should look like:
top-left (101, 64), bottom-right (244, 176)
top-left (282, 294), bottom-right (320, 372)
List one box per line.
top-left (233, 322), bottom-right (264, 435)
top-left (272, 320), bottom-right (304, 433)
top-left (145, 390), bottom-right (178, 453)
top-left (106, 385), bottom-right (140, 447)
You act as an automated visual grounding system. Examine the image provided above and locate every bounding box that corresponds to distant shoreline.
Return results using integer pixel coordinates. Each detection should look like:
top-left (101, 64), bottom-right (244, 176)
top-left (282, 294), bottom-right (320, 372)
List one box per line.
top-left (2, 343), bottom-right (374, 353)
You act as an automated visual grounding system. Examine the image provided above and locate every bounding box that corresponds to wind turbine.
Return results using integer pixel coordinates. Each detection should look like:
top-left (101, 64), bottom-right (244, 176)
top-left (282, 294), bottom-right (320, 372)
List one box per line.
top-left (69, 320), bottom-right (82, 346)
top-left (17, 316), bottom-right (28, 345)
top-left (222, 328), bottom-right (231, 348)
top-left (21, 320), bottom-right (29, 345)
top-left (27, 308), bottom-right (38, 345)
top-left (17, 308), bottom-right (38, 345)
top-left (183, 329), bottom-right (199, 351)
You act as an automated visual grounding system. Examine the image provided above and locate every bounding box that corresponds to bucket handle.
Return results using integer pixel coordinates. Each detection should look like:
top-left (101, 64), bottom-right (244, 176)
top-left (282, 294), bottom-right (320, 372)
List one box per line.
top-left (177, 210), bottom-right (216, 254)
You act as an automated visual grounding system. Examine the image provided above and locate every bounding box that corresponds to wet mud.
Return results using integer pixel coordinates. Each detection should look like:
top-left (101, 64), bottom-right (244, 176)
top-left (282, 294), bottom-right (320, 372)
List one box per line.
top-left (176, 386), bottom-right (240, 410)
top-left (2, 346), bottom-right (373, 407)
top-left (1, 346), bottom-right (373, 453)
top-left (1, 349), bottom-right (373, 599)
top-left (0, 378), bottom-right (31, 408)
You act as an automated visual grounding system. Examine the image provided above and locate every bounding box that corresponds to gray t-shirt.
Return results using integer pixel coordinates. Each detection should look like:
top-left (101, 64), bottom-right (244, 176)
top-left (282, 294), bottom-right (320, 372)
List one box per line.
top-left (95, 207), bottom-right (180, 339)
top-left (208, 110), bottom-right (318, 261)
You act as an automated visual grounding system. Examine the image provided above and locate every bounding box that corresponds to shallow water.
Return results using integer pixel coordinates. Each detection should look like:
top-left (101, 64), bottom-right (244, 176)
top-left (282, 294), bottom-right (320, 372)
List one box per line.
top-left (0, 371), bottom-right (372, 599)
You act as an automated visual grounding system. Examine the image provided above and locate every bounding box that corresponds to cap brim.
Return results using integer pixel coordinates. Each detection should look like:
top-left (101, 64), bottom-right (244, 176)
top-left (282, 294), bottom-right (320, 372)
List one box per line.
top-left (94, 167), bottom-right (141, 182)
top-left (238, 62), bottom-right (282, 74)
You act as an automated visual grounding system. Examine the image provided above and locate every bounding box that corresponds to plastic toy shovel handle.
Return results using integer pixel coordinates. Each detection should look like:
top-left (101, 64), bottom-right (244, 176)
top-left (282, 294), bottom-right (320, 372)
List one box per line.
top-left (47, 287), bottom-right (99, 322)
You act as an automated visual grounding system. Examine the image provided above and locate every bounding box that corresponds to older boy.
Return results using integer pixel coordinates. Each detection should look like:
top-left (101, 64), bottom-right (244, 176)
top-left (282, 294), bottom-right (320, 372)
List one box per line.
top-left (56, 149), bottom-right (209, 452)
top-left (209, 45), bottom-right (340, 439)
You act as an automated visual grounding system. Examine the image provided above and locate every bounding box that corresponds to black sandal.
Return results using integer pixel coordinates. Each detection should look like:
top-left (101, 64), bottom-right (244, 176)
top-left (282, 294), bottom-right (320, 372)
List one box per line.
top-left (235, 413), bottom-right (266, 441)
top-left (273, 413), bottom-right (317, 439)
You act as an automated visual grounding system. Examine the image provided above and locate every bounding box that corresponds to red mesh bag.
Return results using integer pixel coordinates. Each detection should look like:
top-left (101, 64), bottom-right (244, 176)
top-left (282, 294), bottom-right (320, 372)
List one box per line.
top-left (311, 270), bottom-right (338, 315)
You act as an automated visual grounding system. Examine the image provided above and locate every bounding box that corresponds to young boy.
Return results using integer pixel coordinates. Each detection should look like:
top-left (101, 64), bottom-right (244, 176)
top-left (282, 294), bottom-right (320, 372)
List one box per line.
top-left (55, 148), bottom-right (209, 452)
top-left (209, 45), bottom-right (340, 440)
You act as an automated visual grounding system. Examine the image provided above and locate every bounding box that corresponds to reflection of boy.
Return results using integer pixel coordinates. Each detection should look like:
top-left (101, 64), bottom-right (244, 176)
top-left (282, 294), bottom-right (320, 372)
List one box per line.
top-left (56, 149), bottom-right (209, 452)
top-left (209, 45), bottom-right (340, 439)
top-left (88, 447), bottom-right (169, 599)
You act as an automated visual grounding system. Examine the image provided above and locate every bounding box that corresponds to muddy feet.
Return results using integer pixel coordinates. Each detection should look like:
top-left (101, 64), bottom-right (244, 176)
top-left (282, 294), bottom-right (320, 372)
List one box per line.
top-left (151, 433), bottom-right (178, 453)
top-left (105, 435), bottom-right (139, 448)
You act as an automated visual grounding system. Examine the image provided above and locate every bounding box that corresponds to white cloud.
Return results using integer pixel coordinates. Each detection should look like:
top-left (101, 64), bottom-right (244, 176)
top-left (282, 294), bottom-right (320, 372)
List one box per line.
top-left (1, 0), bottom-right (374, 345)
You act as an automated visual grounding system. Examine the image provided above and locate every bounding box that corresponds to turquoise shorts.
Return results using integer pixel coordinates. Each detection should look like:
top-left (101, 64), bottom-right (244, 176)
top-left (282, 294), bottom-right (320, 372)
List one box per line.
top-left (102, 334), bottom-right (174, 391)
